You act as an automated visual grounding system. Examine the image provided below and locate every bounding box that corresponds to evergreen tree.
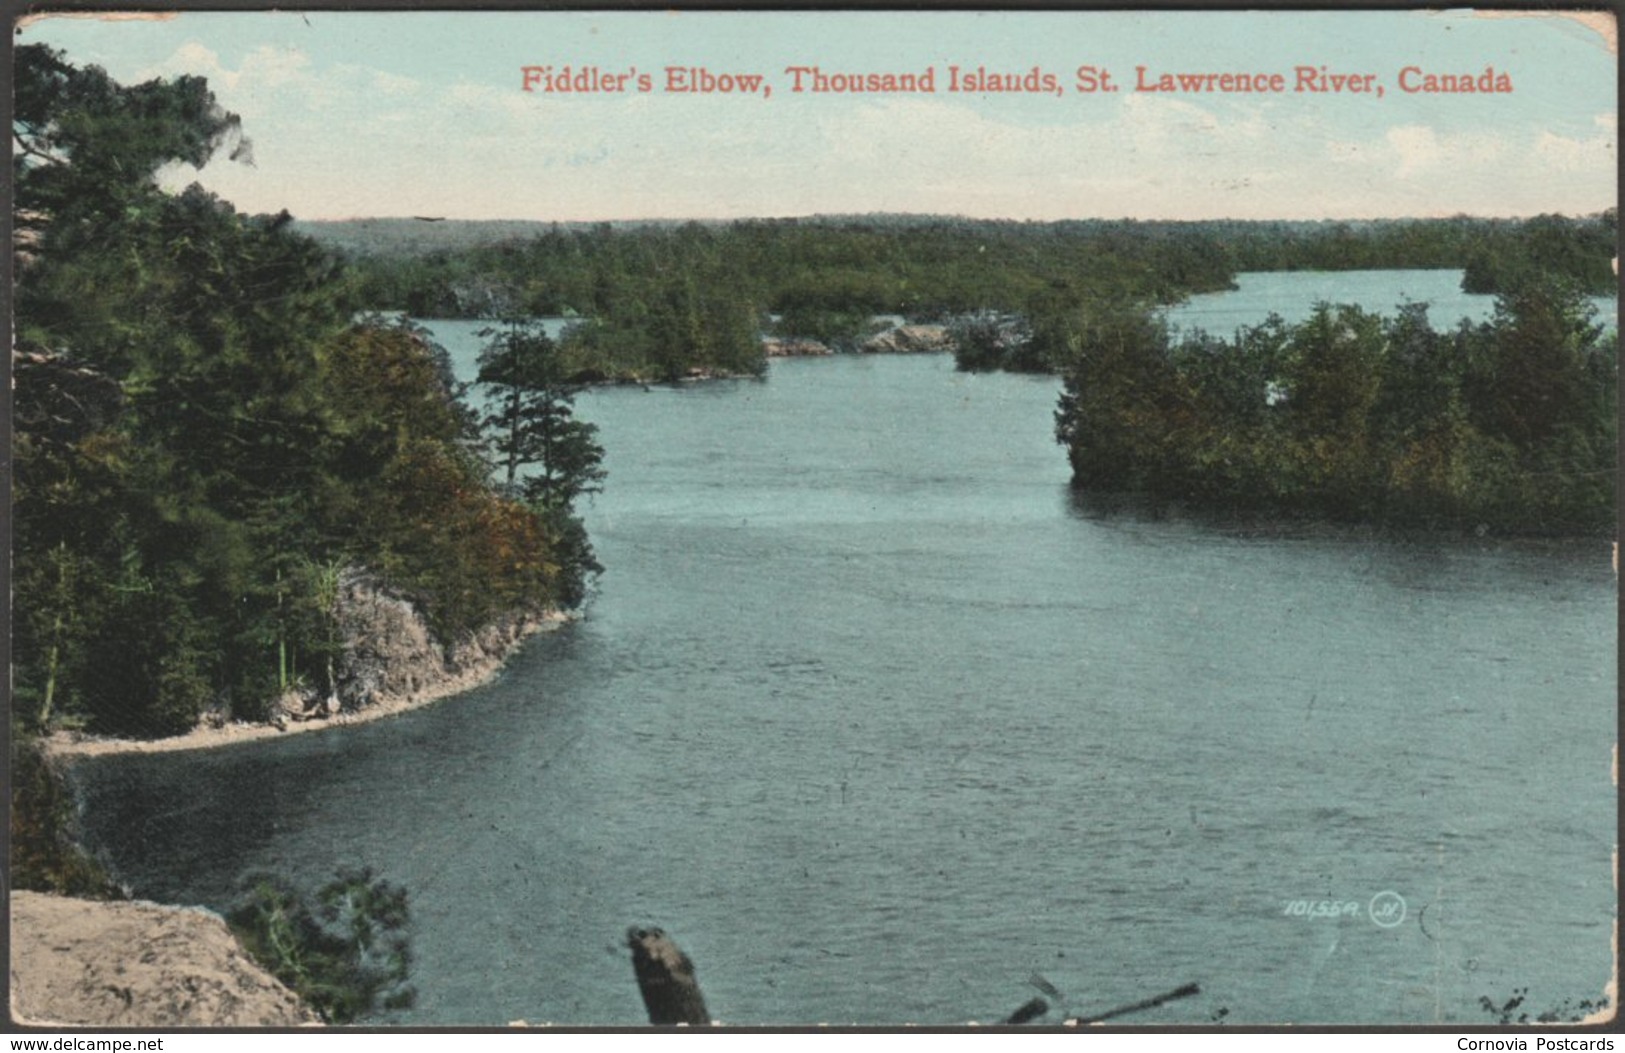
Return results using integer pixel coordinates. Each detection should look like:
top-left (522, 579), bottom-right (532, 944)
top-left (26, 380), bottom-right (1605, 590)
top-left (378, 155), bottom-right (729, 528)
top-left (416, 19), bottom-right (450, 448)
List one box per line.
top-left (476, 319), bottom-right (605, 511)
top-left (13, 48), bottom-right (580, 739)
top-left (1053, 297), bottom-right (1193, 492)
top-left (476, 319), bottom-right (606, 606)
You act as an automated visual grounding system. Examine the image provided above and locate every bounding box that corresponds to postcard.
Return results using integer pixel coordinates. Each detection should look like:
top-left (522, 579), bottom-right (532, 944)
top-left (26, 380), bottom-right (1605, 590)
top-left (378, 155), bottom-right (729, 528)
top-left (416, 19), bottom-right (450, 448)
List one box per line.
top-left (9, 8), bottom-right (1617, 1034)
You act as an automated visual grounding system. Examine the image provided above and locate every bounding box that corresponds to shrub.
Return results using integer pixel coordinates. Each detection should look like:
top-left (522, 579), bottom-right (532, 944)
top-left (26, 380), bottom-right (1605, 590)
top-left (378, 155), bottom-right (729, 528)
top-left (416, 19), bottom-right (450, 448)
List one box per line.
top-left (227, 867), bottom-right (416, 1023)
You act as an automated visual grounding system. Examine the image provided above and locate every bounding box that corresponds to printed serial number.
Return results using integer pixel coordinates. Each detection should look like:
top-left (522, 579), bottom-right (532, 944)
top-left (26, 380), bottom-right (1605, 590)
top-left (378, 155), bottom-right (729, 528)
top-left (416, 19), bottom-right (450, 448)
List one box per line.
top-left (1282, 900), bottom-right (1362, 919)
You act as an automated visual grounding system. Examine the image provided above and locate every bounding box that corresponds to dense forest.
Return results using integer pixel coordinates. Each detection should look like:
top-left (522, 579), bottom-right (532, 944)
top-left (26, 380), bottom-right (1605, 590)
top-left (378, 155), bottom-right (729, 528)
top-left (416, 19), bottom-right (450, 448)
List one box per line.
top-left (314, 209), bottom-right (1614, 385)
top-left (1050, 285), bottom-right (1616, 534)
top-left (1194, 212), bottom-right (1615, 294)
top-left (11, 45), bottom-right (596, 757)
top-left (318, 211), bottom-right (1617, 302)
top-left (324, 211), bottom-right (1616, 308)
top-left (324, 216), bottom-right (1241, 381)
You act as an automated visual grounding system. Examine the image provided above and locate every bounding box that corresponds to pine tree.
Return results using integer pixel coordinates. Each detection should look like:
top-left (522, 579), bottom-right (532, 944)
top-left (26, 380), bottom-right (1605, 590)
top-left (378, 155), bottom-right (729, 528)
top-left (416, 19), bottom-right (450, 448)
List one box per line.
top-left (475, 319), bottom-right (605, 511)
top-left (475, 319), bottom-right (606, 605)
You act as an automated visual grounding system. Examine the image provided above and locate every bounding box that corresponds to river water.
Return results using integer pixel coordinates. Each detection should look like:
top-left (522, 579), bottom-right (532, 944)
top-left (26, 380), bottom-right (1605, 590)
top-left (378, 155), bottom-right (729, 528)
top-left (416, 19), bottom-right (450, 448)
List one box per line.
top-left (70, 273), bottom-right (1616, 1026)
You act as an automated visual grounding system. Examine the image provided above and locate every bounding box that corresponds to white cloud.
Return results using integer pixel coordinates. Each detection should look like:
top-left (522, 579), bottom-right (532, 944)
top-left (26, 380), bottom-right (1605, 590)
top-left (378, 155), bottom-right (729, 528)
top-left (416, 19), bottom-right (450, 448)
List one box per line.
top-left (237, 46), bottom-right (312, 90)
top-left (1533, 113), bottom-right (1616, 172)
top-left (1382, 124), bottom-right (1507, 180)
top-left (140, 42), bottom-right (229, 84)
top-left (140, 43), bottom-right (313, 105)
top-left (1385, 124), bottom-right (1443, 178)
top-left (366, 68), bottom-right (422, 97)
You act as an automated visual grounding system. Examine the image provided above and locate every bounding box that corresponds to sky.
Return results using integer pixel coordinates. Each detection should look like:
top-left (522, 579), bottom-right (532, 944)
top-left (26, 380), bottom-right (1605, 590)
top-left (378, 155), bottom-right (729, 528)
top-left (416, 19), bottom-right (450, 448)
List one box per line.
top-left (16, 9), bottom-right (1618, 223)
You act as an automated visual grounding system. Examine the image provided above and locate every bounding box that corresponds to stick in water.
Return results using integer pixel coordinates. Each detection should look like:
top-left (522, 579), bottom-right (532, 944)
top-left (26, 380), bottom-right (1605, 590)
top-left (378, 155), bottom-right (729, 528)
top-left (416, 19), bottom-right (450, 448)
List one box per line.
top-left (1003, 997), bottom-right (1050, 1025)
top-left (1068, 982), bottom-right (1201, 1025)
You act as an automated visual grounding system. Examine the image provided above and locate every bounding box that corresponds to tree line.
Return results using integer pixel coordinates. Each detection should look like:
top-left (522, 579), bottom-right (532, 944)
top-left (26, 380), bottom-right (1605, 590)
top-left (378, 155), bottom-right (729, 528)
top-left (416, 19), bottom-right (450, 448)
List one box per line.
top-left (1184, 213), bottom-right (1615, 295)
top-left (1049, 284), bottom-right (1615, 534)
top-left (329, 215), bottom-right (1245, 378)
top-left (320, 209), bottom-right (1614, 385)
top-left (329, 210), bottom-right (1615, 333)
top-left (12, 45), bottom-right (600, 746)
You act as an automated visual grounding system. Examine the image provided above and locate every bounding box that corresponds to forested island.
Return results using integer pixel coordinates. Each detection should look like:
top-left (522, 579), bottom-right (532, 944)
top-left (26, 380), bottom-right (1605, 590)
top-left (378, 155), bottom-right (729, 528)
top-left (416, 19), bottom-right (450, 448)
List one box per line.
top-left (13, 46), bottom-right (604, 748)
top-left (1051, 288), bottom-right (1616, 536)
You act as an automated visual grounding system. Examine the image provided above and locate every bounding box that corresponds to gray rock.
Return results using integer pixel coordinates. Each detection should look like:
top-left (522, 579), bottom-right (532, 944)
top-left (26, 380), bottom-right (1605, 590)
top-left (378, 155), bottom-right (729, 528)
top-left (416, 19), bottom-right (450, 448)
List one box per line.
top-left (859, 324), bottom-right (952, 354)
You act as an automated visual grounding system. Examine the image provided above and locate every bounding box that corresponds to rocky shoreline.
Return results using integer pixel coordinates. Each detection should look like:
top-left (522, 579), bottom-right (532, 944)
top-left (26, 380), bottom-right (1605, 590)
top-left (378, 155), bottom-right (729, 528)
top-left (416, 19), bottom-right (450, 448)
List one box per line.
top-left (14, 572), bottom-right (572, 1029)
top-left (763, 323), bottom-right (954, 358)
top-left (43, 569), bottom-right (572, 761)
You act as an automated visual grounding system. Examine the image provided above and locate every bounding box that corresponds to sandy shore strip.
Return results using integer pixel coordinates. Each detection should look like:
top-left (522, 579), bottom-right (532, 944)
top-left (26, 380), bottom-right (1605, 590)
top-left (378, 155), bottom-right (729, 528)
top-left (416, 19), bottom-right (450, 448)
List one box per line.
top-left (41, 611), bottom-right (573, 761)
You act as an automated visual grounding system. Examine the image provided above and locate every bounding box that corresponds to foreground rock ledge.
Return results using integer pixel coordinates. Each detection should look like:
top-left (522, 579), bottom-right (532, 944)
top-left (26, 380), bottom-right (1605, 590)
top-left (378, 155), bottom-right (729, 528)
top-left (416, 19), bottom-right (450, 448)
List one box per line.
top-left (9, 891), bottom-right (317, 1028)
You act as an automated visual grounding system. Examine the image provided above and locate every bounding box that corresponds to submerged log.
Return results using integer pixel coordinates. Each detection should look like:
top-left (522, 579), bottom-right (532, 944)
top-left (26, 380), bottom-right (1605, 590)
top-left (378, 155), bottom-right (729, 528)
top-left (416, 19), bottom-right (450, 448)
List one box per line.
top-left (626, 926), bottom-right (710, 1026)
top-left (1003, 996), bottom-right (1050, 1025)
top-left (1068, 981), bottom-right (1201, 1025)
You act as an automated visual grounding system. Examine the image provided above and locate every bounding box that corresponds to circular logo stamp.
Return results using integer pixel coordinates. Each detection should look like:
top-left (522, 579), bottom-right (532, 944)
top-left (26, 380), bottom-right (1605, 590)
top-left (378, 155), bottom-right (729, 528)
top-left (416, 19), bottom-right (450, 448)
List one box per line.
top-left (1368, 890), bottom-right (1407, 928)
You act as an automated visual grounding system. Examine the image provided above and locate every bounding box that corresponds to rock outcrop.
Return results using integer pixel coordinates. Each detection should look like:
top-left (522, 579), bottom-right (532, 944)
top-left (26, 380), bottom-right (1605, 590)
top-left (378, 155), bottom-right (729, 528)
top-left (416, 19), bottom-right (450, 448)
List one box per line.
top-left (46, 569), bottom-right (562, 757)
top-left (859, 324), bottom-right (953, 354)
top-left (9, 891), bottom-right (317, 1028)
top-left (327, 567), bottom-right (547, 713)
top-left (761, 336), bottom-right (834, 357)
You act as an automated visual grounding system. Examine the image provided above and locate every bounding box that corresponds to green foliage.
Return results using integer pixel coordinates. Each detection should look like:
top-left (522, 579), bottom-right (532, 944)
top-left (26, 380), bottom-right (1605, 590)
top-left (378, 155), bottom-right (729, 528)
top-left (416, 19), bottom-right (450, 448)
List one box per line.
top-left (348, 222), bottom-right (773, 382)
top-left (1461, 212), bottom-right (1617, 295)
top-left (537, 504), bottom-right (604, 610)
top-left (227, 868), bottom-right (416, 1024)
top-left (476, 319), bottom-right (606, 605)
top-left (1185, 213), bottom-right (1614, 296)
top-left (318, 322), bottom-right (573, 637)
top-left (14, 44), bottom-right (246, 226)
top-left (329, 212), bottom-right (1616, 355)
top-left (12, 51), bottom-right (580, 739)
top-left (772, 305), bottom-right (882, 352)
top-left (9, 735), bottom-right (121, 898)
top-left (339, 210), bottom-right (1615, 403)
top-left (1054, 279), bottom-right (1616, 535)
top-left (948, 312), bottom-right (1043, 373)
top-left (477, 320), bottom-right (606, 507)
top-left (336, 216), bottom-right (1247, 381)
top-left (555, 271), bottom-right (765, 383)
top-left (1054, 298), bottom-right (1198, 493)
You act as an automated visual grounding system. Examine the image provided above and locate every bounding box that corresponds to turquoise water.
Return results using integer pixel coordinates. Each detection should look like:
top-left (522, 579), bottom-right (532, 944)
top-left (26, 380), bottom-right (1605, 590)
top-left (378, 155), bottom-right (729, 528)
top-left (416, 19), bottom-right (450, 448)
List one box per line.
top-left (71, 274), bottom-right (1616, 1026)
